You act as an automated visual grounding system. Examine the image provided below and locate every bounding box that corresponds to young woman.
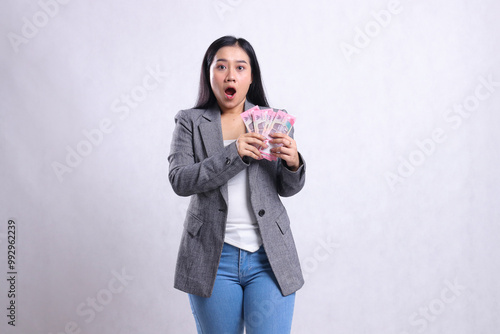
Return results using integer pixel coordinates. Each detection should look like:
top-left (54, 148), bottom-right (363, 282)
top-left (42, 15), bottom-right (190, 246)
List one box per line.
top-left (168, 36), bottom-right (306, 334)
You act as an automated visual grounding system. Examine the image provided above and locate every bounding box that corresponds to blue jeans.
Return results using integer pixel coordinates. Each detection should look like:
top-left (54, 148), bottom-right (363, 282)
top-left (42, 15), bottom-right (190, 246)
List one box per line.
top-left (188, 243), bottom-right (295, 334)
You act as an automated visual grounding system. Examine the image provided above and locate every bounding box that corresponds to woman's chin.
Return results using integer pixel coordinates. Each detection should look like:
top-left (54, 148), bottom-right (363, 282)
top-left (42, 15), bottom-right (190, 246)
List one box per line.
top-left (218, 98), bottom-right (245, 112)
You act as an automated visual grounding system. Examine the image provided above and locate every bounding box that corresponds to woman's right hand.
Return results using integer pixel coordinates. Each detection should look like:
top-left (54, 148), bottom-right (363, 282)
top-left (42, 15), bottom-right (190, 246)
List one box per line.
top-left (236, 132), bottom-right (268, 160)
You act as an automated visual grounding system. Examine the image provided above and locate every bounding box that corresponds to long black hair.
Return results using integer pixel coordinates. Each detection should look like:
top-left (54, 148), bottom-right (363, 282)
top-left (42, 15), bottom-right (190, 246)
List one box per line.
top-left (194, 36), bottom-right (269, 109)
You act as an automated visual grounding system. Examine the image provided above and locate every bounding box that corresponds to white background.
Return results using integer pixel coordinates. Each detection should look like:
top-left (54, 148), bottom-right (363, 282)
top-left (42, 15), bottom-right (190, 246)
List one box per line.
top-left (1, 0), bottom-right (500, 333)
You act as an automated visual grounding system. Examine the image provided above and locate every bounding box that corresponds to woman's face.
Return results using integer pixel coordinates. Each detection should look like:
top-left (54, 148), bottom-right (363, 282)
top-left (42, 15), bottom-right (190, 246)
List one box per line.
top-left (210, 45), bottom-right (252, 113)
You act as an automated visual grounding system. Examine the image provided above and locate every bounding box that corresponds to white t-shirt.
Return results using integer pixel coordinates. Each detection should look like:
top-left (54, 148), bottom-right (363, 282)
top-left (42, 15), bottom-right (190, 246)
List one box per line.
top-left (223, 139), bottom-right (263, 252)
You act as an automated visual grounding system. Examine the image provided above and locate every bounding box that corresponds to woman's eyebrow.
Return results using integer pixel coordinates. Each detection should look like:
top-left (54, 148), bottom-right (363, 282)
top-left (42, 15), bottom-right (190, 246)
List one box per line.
top-left (215, 58), bottom-right (248, 64)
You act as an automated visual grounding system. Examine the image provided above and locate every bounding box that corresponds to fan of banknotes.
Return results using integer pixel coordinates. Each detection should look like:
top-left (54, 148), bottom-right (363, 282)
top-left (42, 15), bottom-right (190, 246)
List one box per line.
top-left (240, 105), bottom-right (296, 161)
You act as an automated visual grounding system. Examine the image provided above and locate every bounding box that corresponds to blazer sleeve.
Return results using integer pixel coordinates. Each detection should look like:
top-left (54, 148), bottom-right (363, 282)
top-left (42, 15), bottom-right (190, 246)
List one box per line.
top-left (168, 110), bottom-right (249, 197)
top-left (276, 125), bottom-right (306, 197)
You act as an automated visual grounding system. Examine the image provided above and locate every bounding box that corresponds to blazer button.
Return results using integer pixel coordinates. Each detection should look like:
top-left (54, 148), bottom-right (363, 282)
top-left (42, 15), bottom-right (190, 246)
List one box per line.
top-left (258, 209), bottom-right (265, 217)
top-left (225, 158), bottom-right (231, 165)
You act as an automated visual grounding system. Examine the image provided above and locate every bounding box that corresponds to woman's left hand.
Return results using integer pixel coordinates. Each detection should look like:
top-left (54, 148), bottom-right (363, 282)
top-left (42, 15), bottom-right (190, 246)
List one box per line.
top-left (269, 133), bottom-right (301, 171)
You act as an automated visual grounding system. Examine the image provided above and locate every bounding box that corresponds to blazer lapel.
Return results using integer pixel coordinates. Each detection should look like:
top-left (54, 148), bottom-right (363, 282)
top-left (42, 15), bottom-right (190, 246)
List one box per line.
top-left (199, 105), bottom-right (223, 157)
top-left (199, 104), bottom-right (229, 204)
top-left (244, 101), bottom-right (260, 189)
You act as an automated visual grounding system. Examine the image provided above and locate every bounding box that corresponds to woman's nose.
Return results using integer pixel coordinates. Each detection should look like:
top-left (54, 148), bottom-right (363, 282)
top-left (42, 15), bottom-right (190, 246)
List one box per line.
top-left (225, 68), bottom-right (235, 82)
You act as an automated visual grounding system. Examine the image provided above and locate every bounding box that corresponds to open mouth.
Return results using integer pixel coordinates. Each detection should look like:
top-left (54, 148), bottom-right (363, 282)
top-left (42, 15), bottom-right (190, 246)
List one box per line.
top-left (225, 87), bottom-right (236, 99)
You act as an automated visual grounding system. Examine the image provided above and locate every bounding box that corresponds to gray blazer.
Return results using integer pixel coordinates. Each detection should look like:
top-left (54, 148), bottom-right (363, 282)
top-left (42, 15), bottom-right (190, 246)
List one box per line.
top-left (168, 100), bottom-right (306, 298)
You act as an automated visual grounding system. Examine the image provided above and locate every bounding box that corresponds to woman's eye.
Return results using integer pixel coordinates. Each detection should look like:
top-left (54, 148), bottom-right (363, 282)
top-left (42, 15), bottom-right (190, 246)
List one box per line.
top-left (237, 66), bottom-right (245, 70)
top-left (218, 65), bottom-right (226, 70)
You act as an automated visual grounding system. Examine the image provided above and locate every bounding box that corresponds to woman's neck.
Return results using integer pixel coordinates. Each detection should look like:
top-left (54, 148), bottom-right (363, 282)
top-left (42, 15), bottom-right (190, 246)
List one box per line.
top-left (219, 99), bottom-right (246, 115)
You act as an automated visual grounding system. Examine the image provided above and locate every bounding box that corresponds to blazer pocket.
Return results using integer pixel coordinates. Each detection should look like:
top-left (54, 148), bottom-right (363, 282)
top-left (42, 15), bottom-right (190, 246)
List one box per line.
top-left (184, 212), bottom-right (204, 237)
top-left (275, 210), bottom-right (291, 235)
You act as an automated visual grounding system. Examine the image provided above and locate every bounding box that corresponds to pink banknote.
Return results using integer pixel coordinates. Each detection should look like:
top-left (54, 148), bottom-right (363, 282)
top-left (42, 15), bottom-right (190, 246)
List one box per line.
top-left (240, 106), bottom-right (296, 161)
